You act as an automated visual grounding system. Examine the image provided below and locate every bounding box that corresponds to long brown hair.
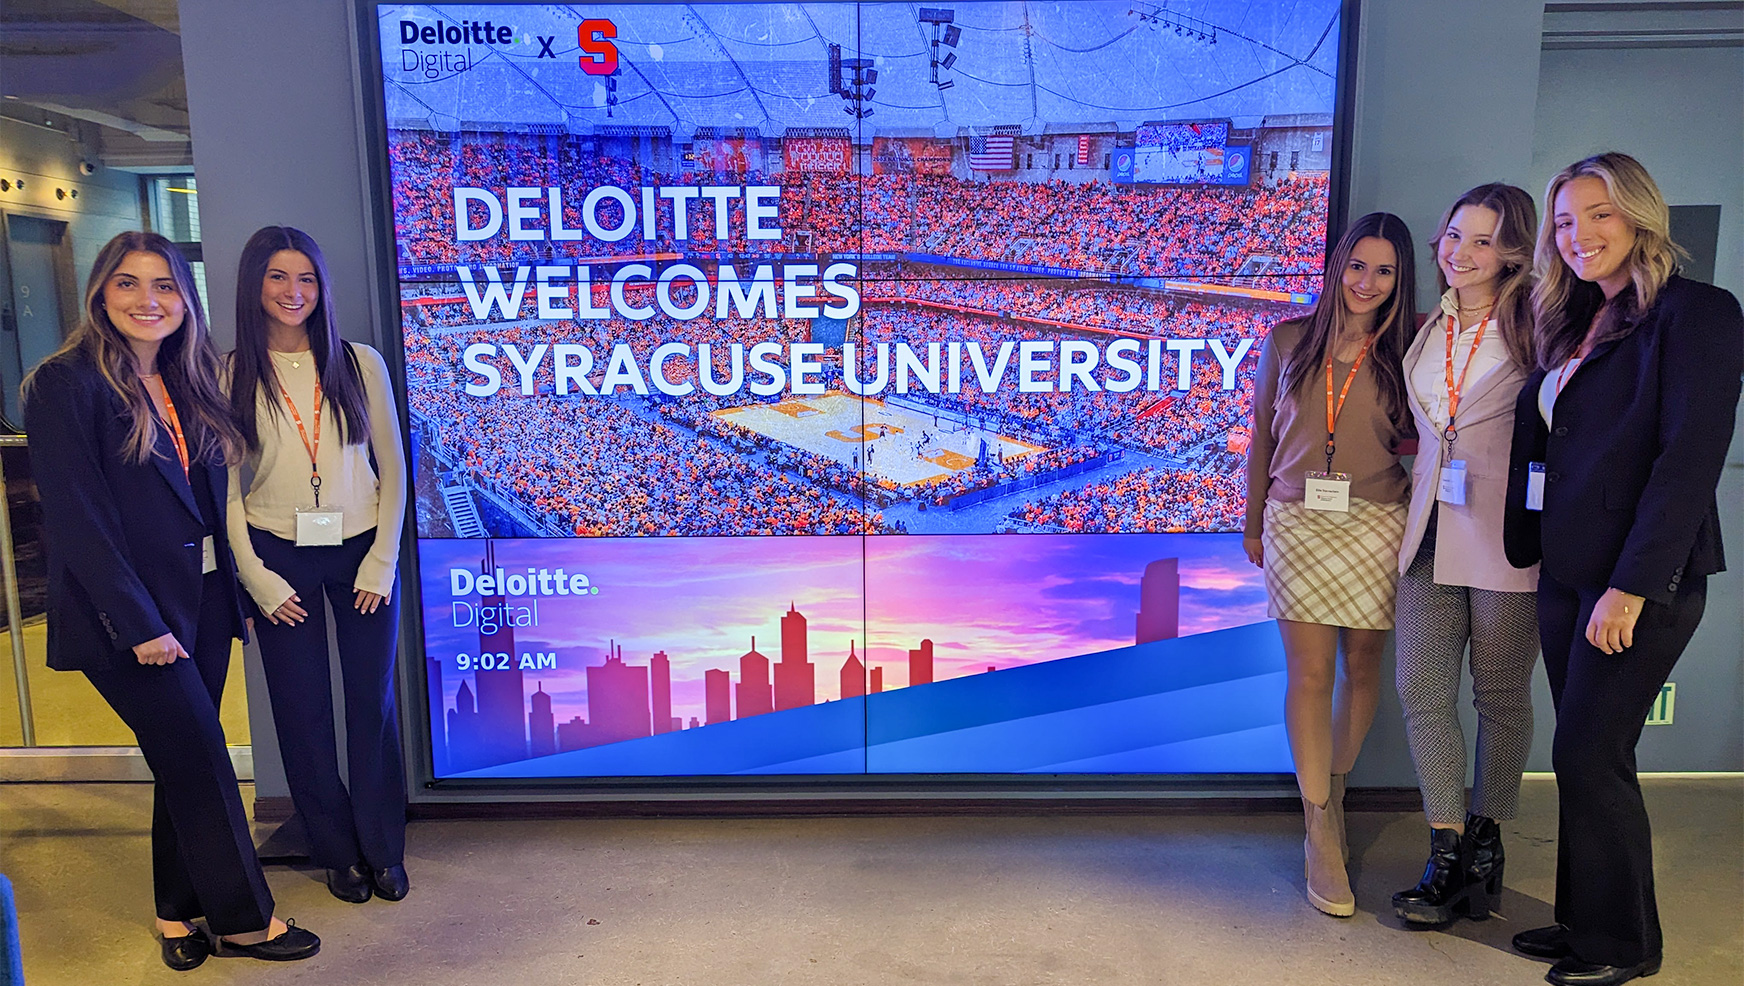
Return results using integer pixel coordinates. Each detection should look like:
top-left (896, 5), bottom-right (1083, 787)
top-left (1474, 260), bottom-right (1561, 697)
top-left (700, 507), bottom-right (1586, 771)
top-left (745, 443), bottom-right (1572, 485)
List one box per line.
top-left (1429, 183), bottom-right (1537, 371)
top-left (23, 231), bottom-right (241, 465)
top-left (1531, 152), bottom-right (1683, 369)
top-left (1280, 212), bottom-right (1418, 428)
top-left (230, 226), bottom-right (370, 453)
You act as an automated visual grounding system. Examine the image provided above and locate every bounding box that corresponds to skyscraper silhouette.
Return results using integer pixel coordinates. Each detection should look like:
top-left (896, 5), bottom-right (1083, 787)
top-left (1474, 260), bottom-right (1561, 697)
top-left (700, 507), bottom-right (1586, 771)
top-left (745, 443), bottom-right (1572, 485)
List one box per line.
top-left (1135, 558), bottom-right (1181, 643)
top-left (736, 637), bottom-right (773, 718)
top-left (529, 682), bottom-right (556, 758)
top-left (840, 641), bottom-right (865, 699)
top-left (870, 666), bottom-right (883, 693)
top-left (774, 603), bottom-right (816, 710)
top-left (908, 638), bottom-right (934, 686)
top-left (705, 669), bottom-right (732, 725)
top-left (471, 542), bottom-right (527, 766)
top-left (587, 643), bottom-right (652, 746)
top-left (447, 680), bottom-right (480, 772)
top-left (651, 650), bottom-right (678, 734)
top-left (556, 716), bottom-right (590, 752)
top-left (427, 653), bottom-right (448, 775)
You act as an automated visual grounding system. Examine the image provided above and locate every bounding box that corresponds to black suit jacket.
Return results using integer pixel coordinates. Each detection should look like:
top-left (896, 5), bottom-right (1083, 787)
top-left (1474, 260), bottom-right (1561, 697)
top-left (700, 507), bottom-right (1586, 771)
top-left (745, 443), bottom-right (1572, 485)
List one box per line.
top-left (1504, 275), bottom-right (1744, 604)
top-left (23, 352), bottom-right (246, 671)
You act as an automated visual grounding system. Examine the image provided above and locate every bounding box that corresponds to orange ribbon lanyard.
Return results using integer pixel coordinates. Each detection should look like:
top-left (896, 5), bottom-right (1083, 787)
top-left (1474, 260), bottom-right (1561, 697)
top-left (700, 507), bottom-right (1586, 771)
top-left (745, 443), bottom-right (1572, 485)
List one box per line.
top-left (1441, 307), bottom-right (1492, 446)
top-left (1554, 355), bottom-right (1581, 398)
top-left (156, 378), bottom-right (190, 481)
top-left (1323, 337), bottom-right (1373, 471)
top-left (279, 380), bottom-right (324, 507)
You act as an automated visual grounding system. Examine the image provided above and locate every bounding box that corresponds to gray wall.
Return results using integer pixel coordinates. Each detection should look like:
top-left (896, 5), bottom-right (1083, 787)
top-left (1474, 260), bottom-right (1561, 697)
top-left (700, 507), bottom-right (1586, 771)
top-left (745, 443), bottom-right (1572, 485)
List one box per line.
top-left (181, 0), bottom-right (381, 800)
top-left (177, 0), bottom-right (1744, 799)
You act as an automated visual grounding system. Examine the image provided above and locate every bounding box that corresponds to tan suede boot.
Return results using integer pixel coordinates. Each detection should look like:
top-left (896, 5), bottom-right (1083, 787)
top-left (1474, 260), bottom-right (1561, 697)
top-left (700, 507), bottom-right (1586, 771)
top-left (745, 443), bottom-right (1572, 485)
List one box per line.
top-left (1329, 773), bottom-right (1349, 863)
top-left (1303, 796), bottom-right (1356, 916)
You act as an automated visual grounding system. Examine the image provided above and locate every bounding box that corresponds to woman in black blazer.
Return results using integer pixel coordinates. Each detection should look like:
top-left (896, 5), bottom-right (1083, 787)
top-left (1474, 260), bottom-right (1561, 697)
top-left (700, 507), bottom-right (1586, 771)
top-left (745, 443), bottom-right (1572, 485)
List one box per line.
top-left (1503, 153), bottom-right (1743, 986)
top-left (22, 232), bottom-right (319, 969)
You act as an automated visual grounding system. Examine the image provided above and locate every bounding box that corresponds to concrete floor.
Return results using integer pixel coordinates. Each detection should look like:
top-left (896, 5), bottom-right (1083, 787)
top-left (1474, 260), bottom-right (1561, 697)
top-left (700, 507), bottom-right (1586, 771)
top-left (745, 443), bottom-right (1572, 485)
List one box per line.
top-left (2, 778), bottom-right (1738, 986)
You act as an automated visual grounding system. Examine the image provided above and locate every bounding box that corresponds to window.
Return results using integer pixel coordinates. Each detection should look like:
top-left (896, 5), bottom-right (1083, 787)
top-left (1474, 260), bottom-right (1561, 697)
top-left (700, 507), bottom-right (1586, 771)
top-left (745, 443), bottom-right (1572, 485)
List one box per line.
top-left (147, 175), bottom-right (208, 314)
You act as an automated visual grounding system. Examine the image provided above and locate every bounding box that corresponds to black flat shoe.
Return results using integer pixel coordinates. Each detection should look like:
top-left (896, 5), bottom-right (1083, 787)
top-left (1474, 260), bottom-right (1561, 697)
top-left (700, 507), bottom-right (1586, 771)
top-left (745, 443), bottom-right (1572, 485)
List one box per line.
top-left (372, 864), bottom-right (410, 902)
top-left (327, 863), bottom-right (372, 903)
top-left (1545, 955), bottom-right (1661, 986)
top-left (157, 930), bottom-right (211, 971)
top-left (1514, 924), bottom-right (1574, 959)
top-left (216, 919), bottom-right (321, 962)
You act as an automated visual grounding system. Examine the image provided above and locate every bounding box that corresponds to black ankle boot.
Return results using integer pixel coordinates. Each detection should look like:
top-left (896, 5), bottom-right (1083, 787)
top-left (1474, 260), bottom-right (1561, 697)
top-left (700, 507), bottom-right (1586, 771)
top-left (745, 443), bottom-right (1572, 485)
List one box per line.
top-left (1462, 813), bottom-right (1504, 919)
top-left (1392, 827), bottom-right (1467, 924)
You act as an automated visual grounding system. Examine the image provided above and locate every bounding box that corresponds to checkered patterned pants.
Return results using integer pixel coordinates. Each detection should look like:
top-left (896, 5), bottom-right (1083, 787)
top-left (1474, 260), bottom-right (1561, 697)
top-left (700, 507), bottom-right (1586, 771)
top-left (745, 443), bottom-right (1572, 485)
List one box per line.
top-left (1395, 514), bottom-right (1541, 825)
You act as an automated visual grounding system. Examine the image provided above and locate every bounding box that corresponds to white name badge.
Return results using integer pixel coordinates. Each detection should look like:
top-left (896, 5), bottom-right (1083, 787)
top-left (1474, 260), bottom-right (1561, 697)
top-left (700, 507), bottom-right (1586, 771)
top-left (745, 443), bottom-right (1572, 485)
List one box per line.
top-left (1304, 471), bottom-right (1352, 513)
top-left (201, 535), bottom-right (217, 574)
top-left (1525, 462), bottom-right (1546, 512)
top-left (1437, 460), bottom-right (1467, 505)
top-left (295, 507), bottom-right (345, 547)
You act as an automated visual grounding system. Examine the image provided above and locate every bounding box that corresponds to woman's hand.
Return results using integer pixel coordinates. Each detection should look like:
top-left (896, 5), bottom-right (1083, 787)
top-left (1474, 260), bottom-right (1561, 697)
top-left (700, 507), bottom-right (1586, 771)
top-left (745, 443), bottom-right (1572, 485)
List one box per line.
top-left (354, 589), bottom-right (388, 614)
top-left (1586, 587), bottom-right (1645, 655)
top-left (133, 632), bottom-right (189, 665)
top-left (1243, 536), bottom-right (1264, 568)
top-left (266, 593), bottom-right (309, 626)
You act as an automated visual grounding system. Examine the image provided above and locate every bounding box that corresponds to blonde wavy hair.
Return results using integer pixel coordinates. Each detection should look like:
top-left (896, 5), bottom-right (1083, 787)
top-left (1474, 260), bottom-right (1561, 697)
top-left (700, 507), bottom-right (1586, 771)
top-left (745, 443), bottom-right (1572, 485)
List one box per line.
top-left (1531, 152), bottom-right (1685, 369)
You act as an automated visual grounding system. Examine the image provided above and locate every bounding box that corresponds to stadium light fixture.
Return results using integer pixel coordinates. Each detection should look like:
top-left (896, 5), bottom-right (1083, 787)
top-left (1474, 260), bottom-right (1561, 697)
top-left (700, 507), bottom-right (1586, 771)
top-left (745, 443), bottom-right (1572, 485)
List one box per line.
top-left (863, 87), bottom-right (876, 101)
top-left (1175, 24), bottom-right (1183, 35)
top-left (941, 52), bottom-right (957, 70)
top-left (943, 25), bottom-right (962, 47)
top-left (918, 8), bottom-right (955, 25)
top-left (864, 68), bottom-right (878, 85)
top-left (936, 80), bottom-right (954, 91)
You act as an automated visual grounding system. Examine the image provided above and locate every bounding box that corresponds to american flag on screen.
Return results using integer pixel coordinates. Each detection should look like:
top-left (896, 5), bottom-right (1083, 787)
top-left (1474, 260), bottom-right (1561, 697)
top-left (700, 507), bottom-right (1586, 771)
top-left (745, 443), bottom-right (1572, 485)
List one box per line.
top-left (1077, 134), bottom-right (1091, 165)
top-left (968, 133), bottom-right (1014, 170)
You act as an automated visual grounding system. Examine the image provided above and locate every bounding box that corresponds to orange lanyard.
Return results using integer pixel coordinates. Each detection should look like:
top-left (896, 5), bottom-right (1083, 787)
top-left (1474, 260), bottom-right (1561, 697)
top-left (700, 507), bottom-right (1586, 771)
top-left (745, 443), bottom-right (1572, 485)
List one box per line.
top-left (1553, 356), bottom-right (1582, 398)
top-left (1441, 307), bottom-right (1492, 444)
top-left (156, 377), bottom-right (190, 481)
top-left (1323, 337), bottom-right (1372, 470)
top-left (279, 380), bottom-right (324, 506)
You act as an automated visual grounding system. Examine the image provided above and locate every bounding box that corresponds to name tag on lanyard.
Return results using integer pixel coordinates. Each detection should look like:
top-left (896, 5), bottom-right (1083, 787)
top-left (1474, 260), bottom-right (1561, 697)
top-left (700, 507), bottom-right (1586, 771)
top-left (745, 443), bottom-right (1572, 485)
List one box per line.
top-left (201, 535), bottom-right (216, 574)
top-left (1525, 462), bottom-right (1546, 512)
top-left (1304, 471), bottom-right (1352, 512)
top-left (295, 506), bottom-right (345, 546)
top-left (281, 378), bottom-right (343, 546)
top-left (1437, 460), bottom-right (1467, 505)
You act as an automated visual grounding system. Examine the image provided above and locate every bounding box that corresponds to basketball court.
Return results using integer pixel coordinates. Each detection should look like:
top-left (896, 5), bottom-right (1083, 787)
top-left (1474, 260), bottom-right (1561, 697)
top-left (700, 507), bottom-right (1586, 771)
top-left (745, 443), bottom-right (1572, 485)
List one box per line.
top-left (714, 393), bottom-right (1045, 486)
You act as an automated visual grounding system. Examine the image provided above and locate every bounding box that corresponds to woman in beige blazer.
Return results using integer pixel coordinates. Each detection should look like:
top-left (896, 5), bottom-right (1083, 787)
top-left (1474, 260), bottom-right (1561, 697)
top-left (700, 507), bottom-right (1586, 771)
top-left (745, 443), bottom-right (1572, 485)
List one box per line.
top-left (1390, 184), bottom-right (1542, 927)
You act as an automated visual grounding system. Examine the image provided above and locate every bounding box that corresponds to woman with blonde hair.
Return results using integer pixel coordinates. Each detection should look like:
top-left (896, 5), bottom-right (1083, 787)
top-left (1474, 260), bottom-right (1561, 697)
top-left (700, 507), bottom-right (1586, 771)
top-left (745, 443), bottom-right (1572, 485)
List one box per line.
top-left (1245, 211), bottom-right (1418, 916)
top-left (1504, 152), bottom-right (1741, 986)
top-left (1390, 183), bottom-right (1541, 926)
top-left (23, 232), bottom-right (319, 968)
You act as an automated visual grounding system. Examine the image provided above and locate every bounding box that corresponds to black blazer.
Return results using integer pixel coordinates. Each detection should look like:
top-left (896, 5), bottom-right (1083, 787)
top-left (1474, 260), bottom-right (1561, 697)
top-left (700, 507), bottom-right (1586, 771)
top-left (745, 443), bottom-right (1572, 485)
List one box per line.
top-left (1504, 275), bottom-right (1744, 604)
top-left (23, 352), bottom-right (246, 672)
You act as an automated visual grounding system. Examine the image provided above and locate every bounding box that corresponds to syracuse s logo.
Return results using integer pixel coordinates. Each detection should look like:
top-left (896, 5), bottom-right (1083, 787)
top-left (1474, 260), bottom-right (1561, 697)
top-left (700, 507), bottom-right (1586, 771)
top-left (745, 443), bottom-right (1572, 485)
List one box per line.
top-left (578, 19), bottom-right (619, 75)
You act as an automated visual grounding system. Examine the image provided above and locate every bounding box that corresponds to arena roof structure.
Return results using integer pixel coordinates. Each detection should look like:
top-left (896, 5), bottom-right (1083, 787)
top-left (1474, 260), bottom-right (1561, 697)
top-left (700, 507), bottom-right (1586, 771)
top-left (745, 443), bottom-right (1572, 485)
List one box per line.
top-left (378, 1), bottom-right (1342, 135)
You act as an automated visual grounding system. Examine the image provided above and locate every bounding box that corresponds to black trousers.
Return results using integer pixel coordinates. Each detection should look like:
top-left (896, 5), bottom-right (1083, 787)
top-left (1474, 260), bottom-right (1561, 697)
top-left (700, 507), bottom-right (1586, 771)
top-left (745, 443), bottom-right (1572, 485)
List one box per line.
top-left (83, 571), bottom-right (274, 936)
top-left (249, 527), bottom-right (406, 871)
top-left (1538, 570), bottom-right (1706, 968)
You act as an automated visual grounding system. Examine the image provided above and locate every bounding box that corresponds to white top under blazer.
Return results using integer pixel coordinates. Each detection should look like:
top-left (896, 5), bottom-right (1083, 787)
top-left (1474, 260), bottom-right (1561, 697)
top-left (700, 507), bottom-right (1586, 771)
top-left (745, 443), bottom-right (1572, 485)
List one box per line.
top-left (226, 342), bottom-right (407, 612)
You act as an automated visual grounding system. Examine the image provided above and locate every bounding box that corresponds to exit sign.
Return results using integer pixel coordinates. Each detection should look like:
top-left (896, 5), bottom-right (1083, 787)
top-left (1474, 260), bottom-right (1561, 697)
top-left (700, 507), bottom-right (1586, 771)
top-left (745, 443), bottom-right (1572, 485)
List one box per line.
top-left (1646, 682), bottom-right (1676, 726)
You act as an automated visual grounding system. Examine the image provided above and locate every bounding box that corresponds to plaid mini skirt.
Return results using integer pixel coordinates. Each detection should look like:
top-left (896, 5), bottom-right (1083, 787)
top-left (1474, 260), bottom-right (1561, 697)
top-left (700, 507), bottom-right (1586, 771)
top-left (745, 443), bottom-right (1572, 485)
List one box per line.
top-left (1262, 497), bottom-right (1408, 630)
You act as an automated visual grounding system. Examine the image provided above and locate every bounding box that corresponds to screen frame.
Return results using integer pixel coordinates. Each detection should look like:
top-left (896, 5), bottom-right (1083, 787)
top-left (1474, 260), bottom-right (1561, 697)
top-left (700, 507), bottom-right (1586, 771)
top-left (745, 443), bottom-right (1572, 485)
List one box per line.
top-left (348, 0), bottom-right (1365, 807)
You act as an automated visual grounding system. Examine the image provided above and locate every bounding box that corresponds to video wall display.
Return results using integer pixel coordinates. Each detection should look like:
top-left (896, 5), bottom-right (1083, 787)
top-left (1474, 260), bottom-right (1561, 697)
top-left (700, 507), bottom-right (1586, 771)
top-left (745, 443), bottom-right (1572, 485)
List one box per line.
top-left (370, 1), bottom-right (1345, 779)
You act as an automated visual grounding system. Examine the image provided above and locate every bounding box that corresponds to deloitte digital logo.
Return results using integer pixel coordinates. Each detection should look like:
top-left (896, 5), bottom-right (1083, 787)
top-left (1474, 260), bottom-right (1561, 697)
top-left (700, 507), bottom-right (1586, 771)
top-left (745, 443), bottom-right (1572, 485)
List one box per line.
top-left (397, 17), bottom-right (620, 79)
top-left (398, 17), bottom-right (514, 78)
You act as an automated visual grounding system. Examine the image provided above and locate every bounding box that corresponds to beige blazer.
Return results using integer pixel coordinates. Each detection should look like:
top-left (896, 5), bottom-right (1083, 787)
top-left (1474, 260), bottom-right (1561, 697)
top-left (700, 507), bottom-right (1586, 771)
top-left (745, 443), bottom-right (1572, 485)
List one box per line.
top-left (1398, 318), bottom-right (1539, 592)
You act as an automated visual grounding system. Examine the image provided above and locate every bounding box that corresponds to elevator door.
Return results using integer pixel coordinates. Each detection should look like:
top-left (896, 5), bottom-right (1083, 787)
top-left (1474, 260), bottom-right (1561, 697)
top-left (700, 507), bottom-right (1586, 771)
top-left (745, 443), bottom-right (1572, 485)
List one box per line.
top-left (1, 214), bottom-right (72, 425)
